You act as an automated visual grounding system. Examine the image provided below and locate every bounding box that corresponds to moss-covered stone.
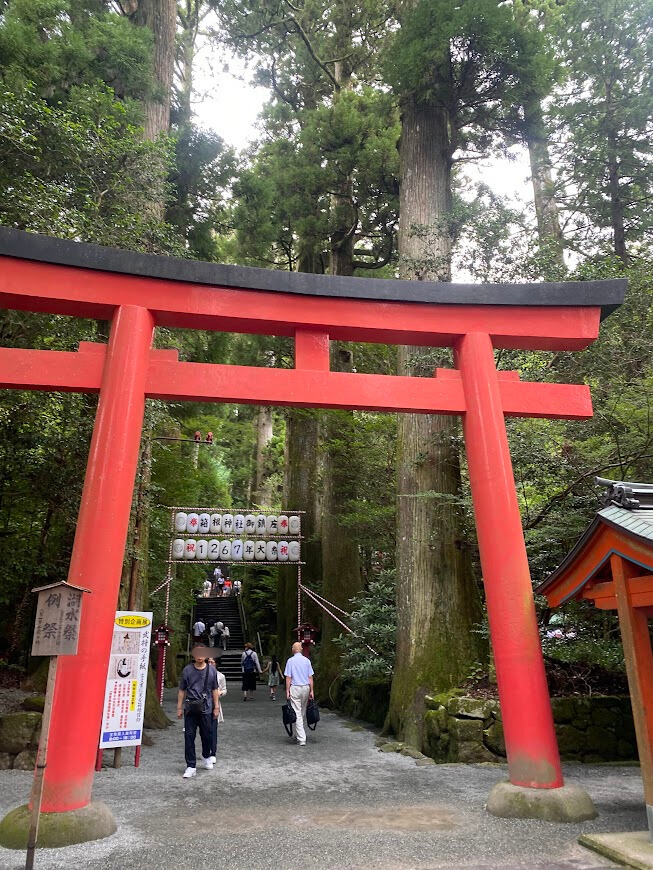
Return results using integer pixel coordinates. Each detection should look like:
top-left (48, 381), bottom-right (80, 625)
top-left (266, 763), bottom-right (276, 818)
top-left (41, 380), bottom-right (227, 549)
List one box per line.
top-left (586, 725), bottom-right (617, 756)
top-left (415, 757), bottom-right (436, 766)
top-left (424, 710), bottom-right (441, 740)
top-left (424, 689), bottom-right (463, 710)
top-left (550, 697), bottom-right (576, 723)
top-left (591, 706), bottom-right (617, 729)
top-left (556, 723), bottom-right (585, 755)
top-left (378, 741), bottom-right (403, 753)
top-left (400, 747), bottom-right (424, 759)
top-left (0, 801), bottom-right (116, 849)
top-left (450, 717), bottom-right (483, 742)
top-left (487, 781), bottom-right (597, 822)
top-left (22, 658), bottom-right (49, 694)
top-left (447, 697), bottom-right (493, 720)
top-left (21, 696), bottom-right (45, 713)
top-left (457, 741), bottom-right (498, 763)
top-left (483, 719), bottom-right (506, 756)
top-left (617, 739), bottom-right (637, 760)
top-left (0, 712), bottom-right (41, 755)
top-left (13, 749), bottom-right (36, 770)
top-left (0, 753), bottom-right (12, 770)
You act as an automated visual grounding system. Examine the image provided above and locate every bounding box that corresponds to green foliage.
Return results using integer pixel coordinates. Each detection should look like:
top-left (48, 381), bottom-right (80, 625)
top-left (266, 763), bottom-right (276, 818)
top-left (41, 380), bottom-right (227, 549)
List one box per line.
top-left (541, 602), bottom-right (625, 671)
top-left (166, 124), bottom-right (237, 260)
top-left (332, 573), bottom-right (396, 684)
top-left (552, 0), bottom-right (653, 257)
top-left (0, 81), bottom-right (180, 251)
top-left (0, 0), bottom-right (155, 102)
top-left (385, 0), bottom-right (553, 148)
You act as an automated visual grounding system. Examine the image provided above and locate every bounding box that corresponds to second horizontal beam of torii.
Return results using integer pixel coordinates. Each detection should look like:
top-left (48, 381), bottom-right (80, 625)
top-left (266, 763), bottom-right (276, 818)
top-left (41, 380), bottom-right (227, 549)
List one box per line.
top-left (0, 339), bottom-right (591, 419)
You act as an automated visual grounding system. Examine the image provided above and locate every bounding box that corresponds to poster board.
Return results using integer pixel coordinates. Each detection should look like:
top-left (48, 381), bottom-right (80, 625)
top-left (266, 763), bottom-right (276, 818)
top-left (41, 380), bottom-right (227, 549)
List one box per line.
top-left (99, 611), bottom-right (152, 749)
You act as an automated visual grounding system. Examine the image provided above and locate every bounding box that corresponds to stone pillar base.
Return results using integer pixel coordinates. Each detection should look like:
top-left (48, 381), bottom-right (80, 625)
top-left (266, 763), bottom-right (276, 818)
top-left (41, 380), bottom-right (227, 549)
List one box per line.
top-left (486, 780), bottom-right (598, 822)
top-left (0, 801), bottom-right (116, 849)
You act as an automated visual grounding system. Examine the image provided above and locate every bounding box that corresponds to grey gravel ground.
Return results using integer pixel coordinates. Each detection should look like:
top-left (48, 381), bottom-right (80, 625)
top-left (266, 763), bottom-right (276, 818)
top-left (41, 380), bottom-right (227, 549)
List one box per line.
top-left (0, 685), bottom-right (646, 869)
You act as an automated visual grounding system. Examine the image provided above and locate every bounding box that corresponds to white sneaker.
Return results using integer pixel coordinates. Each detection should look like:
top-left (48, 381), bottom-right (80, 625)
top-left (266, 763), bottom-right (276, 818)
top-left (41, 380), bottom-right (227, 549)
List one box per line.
top-left (182, 767), bottom-right (196, 778)
top-left (210, 756), bottom-right (217, 764)
top-left (201, 758), bottom-right (214, 770)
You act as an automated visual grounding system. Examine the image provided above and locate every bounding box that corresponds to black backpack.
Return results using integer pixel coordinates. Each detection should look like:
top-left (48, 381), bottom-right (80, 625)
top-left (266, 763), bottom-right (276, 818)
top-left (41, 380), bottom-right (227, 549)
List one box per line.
top-left (306, 698), bottom-right (320, 730)
top-left (243, 650), bottom-right (256, 673)
top-left (282, 700), bottom-right (296, 736)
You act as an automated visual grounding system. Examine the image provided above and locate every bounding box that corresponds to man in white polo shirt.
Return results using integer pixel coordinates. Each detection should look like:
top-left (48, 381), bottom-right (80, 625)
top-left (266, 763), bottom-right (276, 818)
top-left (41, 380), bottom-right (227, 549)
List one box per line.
top-left (284, 641), bottom-right (314, 746)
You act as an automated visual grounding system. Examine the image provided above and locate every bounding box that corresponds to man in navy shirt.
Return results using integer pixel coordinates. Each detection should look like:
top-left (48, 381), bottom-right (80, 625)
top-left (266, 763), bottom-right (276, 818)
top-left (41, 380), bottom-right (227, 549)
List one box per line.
top-left (177, 647), bottom-right (220, 778)
top-left (284, 642), bottom-right (314, 746)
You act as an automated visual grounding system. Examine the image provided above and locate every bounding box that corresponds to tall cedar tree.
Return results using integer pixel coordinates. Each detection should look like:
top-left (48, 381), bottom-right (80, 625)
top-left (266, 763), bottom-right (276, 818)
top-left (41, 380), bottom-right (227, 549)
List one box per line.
top-left (385, 0), bottom-right (550, 748)
top-left (553, 0), bottom-right (653, 263)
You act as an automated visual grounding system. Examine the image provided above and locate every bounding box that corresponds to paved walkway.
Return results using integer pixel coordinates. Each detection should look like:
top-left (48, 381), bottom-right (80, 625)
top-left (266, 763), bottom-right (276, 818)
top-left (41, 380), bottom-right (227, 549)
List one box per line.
top-left (0, 685), bottom-right (647, 869)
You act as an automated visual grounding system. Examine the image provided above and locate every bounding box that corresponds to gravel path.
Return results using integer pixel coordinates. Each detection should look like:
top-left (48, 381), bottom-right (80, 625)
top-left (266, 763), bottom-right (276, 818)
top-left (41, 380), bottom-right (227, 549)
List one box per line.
top-left (0, 684), bottom-right (646, 869)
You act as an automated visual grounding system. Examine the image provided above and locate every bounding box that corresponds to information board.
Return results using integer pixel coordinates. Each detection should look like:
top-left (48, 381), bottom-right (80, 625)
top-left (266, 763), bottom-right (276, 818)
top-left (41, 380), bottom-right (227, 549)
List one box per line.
top-left (99, 611), bottom-right (152, 749)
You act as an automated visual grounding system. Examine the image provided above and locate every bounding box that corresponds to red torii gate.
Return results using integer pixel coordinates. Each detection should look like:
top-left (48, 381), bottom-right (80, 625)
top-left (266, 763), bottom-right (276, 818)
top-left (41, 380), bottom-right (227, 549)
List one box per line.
top-left (0, 228), bottom-right (624, 839)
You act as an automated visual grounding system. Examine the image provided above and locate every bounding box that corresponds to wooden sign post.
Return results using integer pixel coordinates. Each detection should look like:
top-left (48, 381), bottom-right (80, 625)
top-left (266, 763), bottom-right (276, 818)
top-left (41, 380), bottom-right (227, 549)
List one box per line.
top-left (27, 581), bottom-right (89, 870)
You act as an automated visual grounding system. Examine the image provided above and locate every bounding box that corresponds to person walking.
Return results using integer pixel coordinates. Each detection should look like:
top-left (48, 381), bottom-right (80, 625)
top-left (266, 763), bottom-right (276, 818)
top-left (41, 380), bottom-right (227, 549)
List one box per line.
top-left (192, 617), bottom-right (205, 645)
top-left (207, 656), bottom-right (227, 763)
top-left (221, 623), bottom-right (230, 651)
top-left (284, 642), bottom-right (314, 746)
top-left (261, 654), bottom-right (283, 701)
top-left (210, 621), bottom-right (224, 649)
top-left (241, 642), bottom-right (261, 701)
top-left (177, 647), bottom-right (219, 778)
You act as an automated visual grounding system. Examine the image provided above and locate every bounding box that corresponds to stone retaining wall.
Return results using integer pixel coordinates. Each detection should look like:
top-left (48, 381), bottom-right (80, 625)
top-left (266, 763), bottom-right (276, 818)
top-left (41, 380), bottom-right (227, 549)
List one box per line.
top-left (423, 694), bottom-right (637, 764)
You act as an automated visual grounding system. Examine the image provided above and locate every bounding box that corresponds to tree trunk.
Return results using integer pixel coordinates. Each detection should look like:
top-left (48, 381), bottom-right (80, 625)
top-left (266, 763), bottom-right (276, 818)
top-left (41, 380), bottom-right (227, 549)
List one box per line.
top-left (143, 665), bottom-right (171, 729)
top-left (277, 409), bottom-right (322, 656)
top-left (253, 406), bottom-right (274, 507)
top-left (607, 129), bottom-right (628, 264)
top-left (318, 347), bottom-right (362, 699)
top-left (132, 0), bottom-right (177, 140)
top-left (277, 240), bottom-right (324, 655)
top-left (387, 101), bottom-right (484, 749)
top-left (524, 96), bottom-right (565, 269)
top-left (319, 50), bottom-right (363, 691)
top-left (176, 0), bottom-right (202, 130)
top-left (119, 434), bottom-right (152, 614)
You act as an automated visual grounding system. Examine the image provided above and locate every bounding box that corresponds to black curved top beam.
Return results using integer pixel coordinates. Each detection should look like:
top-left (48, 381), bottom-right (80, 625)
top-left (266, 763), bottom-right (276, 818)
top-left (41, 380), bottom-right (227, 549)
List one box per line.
top-left (0, 227), bottom-right (626, 318)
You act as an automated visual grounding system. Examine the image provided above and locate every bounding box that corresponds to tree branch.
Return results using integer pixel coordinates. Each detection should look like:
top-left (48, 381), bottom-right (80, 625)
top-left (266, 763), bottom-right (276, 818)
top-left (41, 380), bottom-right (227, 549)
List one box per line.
top-left (281, 1), bottom-right (340, 90)
top-left (523, 453), bottom-right (653, 532)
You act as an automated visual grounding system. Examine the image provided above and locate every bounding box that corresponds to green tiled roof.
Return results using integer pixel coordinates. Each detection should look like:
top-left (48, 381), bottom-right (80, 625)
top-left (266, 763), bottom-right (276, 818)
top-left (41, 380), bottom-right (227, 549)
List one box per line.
top-left (598, 506), bottom-right (653, 543)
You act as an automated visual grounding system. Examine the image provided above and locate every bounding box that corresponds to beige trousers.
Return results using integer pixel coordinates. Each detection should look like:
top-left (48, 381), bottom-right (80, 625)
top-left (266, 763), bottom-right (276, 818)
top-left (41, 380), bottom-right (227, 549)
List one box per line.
top-left (290, 684), bottom-right (310, 744)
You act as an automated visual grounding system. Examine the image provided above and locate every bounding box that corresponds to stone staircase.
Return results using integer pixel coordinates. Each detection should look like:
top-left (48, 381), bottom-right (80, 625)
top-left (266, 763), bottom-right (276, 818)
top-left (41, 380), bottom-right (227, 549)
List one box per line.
top-left (194, 596), bottom-right (246, 682)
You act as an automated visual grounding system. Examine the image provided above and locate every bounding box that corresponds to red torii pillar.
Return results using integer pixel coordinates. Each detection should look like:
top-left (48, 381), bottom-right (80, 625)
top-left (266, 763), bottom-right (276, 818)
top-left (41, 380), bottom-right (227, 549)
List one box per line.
top-left (43, 306), bottom-right (154, 814)
top-left (0, 230), bottom-right (623, 842)
top-left (456, 334), bottom-right (561, 789)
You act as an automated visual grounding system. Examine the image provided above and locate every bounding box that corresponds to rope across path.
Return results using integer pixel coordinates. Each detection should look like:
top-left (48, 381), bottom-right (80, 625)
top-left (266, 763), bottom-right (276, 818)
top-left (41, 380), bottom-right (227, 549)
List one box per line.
top-left (298, 582), bottom-right (381, 657)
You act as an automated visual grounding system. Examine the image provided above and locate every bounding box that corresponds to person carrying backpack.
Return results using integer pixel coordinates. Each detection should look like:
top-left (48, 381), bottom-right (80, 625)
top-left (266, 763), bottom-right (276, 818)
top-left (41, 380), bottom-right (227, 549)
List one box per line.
top-left (241, 642), bottom-right (261, 701)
